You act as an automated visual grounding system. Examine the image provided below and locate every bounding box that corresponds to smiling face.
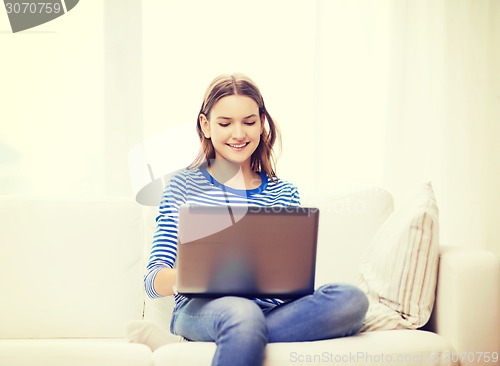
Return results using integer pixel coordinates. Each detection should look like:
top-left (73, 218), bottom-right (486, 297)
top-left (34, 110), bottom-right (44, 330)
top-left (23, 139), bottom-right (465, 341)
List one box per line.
top-left (200, 95), bottom-right (264, 169)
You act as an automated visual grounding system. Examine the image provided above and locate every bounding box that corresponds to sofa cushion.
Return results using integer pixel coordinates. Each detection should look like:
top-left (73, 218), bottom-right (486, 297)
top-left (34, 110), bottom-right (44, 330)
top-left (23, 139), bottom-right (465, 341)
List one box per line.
top-left (153, 330), bottom-right (455, 366)
top-left (358, 182), bottom-right (440, 331)
top-left (305, 187), bottom-right (394, 286)
top-left (0, 199), bottom-right (146, 338)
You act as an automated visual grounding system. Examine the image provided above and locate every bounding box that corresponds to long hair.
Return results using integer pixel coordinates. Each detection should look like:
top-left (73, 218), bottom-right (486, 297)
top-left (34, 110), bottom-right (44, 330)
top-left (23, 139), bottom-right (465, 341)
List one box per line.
top-left (189, 73), bottom-right (281, 180)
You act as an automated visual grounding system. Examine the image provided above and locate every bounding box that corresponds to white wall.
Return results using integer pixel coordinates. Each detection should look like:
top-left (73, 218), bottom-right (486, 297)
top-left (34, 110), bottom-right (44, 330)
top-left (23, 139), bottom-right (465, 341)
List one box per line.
top-left (1, 1), bottom-right (106, 198)
top-left (1, 0), bottom-right (499, 258)
top-left (0, 0), bottom-right (142, 199)
top-left (141, 0), bottom-right (317, 192)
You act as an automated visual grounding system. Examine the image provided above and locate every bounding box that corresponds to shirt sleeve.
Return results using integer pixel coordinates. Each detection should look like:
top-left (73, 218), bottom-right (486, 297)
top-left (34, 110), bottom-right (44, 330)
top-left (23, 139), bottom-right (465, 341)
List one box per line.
top-left (290, 184), bottom-right (301, 206)
top-left (144, 171), bottom-right (187, 299)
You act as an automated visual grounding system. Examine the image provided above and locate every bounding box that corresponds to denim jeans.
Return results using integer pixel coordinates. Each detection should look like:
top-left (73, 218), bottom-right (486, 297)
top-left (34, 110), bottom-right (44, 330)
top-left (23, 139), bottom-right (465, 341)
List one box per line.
top-left (170, 284), bottom-right (369, 366)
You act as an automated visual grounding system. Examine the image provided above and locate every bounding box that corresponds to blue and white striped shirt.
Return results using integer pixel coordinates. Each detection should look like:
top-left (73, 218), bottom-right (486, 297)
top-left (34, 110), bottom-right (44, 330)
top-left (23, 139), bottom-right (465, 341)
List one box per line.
top-left (144, 165), bottom-right (301, 306)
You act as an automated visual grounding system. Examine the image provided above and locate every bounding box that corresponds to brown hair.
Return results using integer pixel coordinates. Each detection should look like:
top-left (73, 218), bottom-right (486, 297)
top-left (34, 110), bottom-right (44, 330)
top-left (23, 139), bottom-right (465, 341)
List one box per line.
top-left (190, 73), bottom-right (281, 180)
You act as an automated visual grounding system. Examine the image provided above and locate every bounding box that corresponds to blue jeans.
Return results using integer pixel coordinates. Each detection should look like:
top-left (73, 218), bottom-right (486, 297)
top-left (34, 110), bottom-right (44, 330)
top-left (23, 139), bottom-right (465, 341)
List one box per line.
top-left (170, 284), bottom-right (369, 366)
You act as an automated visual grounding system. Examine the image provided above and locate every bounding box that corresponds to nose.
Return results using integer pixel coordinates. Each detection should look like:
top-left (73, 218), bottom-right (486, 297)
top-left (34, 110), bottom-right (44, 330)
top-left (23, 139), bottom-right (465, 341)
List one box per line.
top-left (232, 123), bottom-right (246, 140)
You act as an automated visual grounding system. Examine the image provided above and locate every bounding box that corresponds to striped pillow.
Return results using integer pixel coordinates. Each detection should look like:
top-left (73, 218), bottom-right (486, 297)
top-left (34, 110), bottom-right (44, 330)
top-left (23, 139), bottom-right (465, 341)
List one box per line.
top-left (357, 182), bottom-right (439, 331)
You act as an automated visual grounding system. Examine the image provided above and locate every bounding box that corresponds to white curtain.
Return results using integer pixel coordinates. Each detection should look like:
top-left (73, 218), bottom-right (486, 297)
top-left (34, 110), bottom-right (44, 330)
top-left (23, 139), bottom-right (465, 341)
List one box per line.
top-left (314, 0), bottom-right (499, 254)
top-left (382, 0), bottom-right (500, 252)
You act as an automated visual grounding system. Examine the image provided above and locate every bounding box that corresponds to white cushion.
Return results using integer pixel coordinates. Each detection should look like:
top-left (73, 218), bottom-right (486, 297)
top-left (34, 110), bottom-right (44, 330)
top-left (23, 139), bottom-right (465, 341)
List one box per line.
top-left (358, 182), bottom-right (440, 331)
top-left (0, 199), bottom-right (145, 338)
top-left (304, 187), bottom-right (394, 286)
top-left (0, 339), bottom-right (152, 366)
top-left (154, 330), bottom-right (455, 366)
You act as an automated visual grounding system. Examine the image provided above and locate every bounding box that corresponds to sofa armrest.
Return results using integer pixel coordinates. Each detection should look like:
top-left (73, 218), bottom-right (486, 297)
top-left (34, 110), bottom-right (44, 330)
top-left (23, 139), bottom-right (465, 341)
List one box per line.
top-left (430, 246), bottom-right (500, 366)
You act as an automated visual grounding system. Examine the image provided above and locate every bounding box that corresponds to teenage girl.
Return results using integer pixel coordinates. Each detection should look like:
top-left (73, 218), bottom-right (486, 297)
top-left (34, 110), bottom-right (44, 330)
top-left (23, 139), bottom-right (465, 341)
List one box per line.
top-left (132, 73), bottom-right (369, 366)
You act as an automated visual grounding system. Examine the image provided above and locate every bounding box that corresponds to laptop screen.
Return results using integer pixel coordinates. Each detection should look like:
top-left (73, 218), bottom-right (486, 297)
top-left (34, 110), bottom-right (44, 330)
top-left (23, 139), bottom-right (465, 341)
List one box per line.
top-left (176, 205), bottom-right (320, 298)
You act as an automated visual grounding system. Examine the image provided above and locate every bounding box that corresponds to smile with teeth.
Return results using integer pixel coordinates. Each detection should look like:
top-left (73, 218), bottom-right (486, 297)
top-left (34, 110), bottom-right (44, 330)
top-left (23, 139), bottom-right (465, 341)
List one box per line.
top-left (227, 142), bottom-right (249, 149)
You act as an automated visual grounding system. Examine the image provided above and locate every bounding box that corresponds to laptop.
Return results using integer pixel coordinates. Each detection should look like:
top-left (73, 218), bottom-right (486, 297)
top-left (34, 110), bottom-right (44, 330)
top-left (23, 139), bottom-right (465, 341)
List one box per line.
top-left (176, 205), bottom-right (320, 298)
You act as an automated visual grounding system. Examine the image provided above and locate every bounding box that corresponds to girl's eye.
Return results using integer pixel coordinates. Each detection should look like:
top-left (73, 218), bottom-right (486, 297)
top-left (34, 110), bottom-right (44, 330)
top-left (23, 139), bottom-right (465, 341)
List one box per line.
top-left (244, 121), bottom-right (256, 126)
top-left (218, 123), bottom-right (230, 127)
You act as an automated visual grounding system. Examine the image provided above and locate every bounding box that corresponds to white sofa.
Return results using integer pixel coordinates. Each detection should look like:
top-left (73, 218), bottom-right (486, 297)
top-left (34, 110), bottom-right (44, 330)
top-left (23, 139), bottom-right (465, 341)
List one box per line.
top-left (0, 188), bottom-right (499, 366)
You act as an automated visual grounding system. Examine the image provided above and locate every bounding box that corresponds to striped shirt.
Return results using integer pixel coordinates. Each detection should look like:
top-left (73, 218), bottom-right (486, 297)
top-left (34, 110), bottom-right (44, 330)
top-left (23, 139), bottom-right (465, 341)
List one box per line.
top-left (144, 164), bottom-right (301, 306)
